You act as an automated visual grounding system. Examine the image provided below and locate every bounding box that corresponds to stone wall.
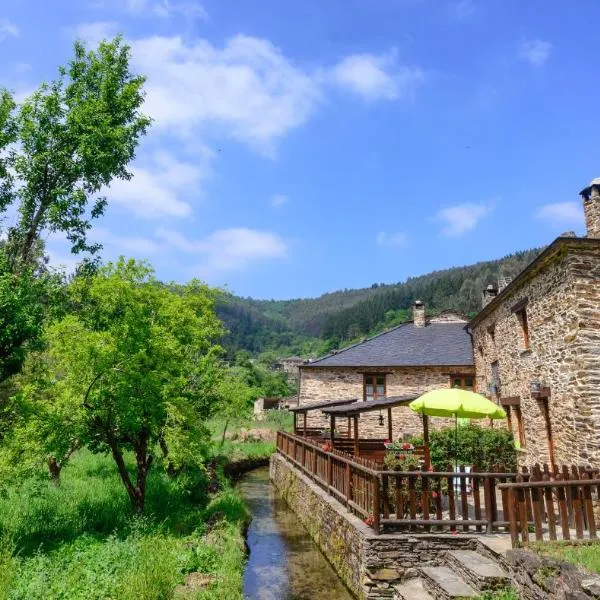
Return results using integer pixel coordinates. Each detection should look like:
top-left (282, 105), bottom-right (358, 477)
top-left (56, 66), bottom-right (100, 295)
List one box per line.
top-left (506, 548), bottom-right (600, 600)
top-left (270, 453), bottom-right (478, 600)
top-left (472, 248), bottom-right (580, 467)
top-left (472, 242), bottom-right (600, 467)
top-left (298, 366), bottom-right (474, 439)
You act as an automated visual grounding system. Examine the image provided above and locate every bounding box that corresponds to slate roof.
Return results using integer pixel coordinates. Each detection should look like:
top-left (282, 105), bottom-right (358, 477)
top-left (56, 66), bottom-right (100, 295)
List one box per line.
top-left (304, 322), bottom-right (474, 368)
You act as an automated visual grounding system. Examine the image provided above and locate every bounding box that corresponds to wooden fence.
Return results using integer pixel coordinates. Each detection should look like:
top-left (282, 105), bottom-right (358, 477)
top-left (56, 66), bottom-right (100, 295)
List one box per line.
top-left (379, 467), bottom-right (517, 534)
top-left (277, 431), bottom-right (381, 530)
top-left (277, 431), bottom-right (516, 533)
top-left (498, 464), bottom-right (600, 546)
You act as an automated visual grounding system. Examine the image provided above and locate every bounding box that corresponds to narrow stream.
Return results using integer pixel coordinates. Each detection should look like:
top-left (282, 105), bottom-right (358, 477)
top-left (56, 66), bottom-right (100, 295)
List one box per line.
top-left (239, 467), bottom-right (354, 600)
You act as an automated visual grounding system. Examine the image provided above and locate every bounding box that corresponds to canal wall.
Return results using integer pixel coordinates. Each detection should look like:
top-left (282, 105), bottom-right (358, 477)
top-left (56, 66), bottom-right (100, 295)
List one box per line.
top-left (270, 453), bottom-right (478, 599)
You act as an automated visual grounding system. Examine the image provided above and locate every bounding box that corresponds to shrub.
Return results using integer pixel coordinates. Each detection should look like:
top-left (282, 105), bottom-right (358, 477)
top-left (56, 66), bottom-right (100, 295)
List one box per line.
top-left (413, 424), bottom-right (517, 471)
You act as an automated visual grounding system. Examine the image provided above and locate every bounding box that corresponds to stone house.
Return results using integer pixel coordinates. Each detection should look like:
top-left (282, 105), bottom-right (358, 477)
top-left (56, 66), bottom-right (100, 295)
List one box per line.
top-left (470, 178), bottom-right (600, 468)
top-left (298, 303), bottom-right (475, 439)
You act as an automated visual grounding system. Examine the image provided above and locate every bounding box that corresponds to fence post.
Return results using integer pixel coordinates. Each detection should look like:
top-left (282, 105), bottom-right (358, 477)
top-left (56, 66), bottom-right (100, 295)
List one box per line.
top-left (373, 473), bottom-right (381, 533)
top-left (483, 476), bottom-right (493, 534)
top-left (346, 462), bottom-right (351, 507)
top-left (507, 487), bottom-right (518, 547)
top-left (327, 453), bottom-right (332, 491)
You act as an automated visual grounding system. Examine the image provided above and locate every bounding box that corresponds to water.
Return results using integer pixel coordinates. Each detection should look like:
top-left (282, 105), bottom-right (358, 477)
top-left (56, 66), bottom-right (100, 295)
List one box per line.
top-left (239, 467), bottom-right (355, 600)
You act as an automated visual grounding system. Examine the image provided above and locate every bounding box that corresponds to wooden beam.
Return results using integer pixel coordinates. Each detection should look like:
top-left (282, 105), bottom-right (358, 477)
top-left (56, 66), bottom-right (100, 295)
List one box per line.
top-left (303, 412), bottom-right (307, 438)
top-left (353, 415), bottom-right (359, 457)
top-left (387, 407), bottom-right (393, 441)
top-left (347, 417), bottom-right (351, 438)
top-left (500, 396), bottom-right (521, 407)
top-left (293, 411), bottom-right (297, 434)
top-left (541, 398), bottom-right (556, 469)
top-left (330, 415), bottom-right (336, 443)
top-left (422, 414), bottom-right (431, 470)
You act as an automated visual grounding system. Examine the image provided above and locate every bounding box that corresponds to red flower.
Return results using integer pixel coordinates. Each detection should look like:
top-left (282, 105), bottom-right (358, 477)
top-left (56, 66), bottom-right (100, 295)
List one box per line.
top-left (431, 491), bottom-right (438, 499)
top-left (401, 443), bottom-right (413, 450)
top-left (364, 514), bottom-right (375, 526)
top-left (399, 454), bottom-right (406, 460)
top-left (321, 443), bottom-right (331, 452)
top-left (384, 439), bottom-right (391, 443)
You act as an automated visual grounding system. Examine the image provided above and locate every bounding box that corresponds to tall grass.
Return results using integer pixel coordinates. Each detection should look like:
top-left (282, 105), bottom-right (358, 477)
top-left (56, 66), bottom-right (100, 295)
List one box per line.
top-left (0, 449), bottom-right (250, 599)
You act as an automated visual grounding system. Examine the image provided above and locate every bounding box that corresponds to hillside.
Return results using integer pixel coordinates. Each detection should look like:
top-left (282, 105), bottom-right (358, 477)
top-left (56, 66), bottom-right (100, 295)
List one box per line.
top-left (216, 247), bottom-right (543, 357)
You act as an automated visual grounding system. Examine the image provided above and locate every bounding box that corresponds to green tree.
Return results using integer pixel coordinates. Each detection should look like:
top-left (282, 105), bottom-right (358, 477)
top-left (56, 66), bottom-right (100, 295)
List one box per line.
top-left (18, 259), bottom-right (223, 510)
top-left (0, 36), bottom-right (149, 389)
top-left (3, 36), bottom-right (150, 265)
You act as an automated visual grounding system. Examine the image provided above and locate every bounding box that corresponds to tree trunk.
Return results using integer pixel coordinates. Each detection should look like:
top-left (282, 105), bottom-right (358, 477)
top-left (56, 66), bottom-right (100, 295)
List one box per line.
top-left (107, 433), bottom-right (152, 513)
top-left (158, 435), bottom-right (177, 477)
top-left (48, 457), bottom-right (61, 485)
top-left (220, 418), bottom-right (230, 448)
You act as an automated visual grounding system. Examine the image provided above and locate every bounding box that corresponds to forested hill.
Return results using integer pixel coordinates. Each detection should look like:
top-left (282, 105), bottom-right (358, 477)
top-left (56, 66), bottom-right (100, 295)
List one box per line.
top-left (216, 247), bottom-right (542, 357)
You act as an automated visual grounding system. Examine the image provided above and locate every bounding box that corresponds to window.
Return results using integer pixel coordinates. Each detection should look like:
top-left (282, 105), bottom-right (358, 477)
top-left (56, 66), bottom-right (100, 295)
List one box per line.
top-left (450, 375), bottom-right (475, 391)
top-left (364, 374), bottom-right (386, 401)
top-left (490, 361), bottom-right (501, 394)
top-left (515, 308), bottom-right (530, 350)
top-left (513, 405), bottom-right (526, 448)
top-left (487, 324), bottom-right (496, 346)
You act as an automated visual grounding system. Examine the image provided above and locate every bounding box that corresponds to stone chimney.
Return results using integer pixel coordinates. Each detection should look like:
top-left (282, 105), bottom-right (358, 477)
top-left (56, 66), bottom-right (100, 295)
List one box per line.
top-left (580, 178), bottom-right (600, 238)
top-left (497, 277), bottom-right (513, 293)
top-left (482, 284), bottom-right (498, 308)
top-left (413, 300), bottom-right (426, 328)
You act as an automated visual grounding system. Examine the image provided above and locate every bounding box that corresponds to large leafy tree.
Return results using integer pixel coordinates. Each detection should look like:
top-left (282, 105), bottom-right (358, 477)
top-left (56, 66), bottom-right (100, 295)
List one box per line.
top-left (0, 36), bottom-right (149, 386)
top-left (4, 36), bottom-right (150, 265)
top-left (16, 259), bottom-right (223, 510)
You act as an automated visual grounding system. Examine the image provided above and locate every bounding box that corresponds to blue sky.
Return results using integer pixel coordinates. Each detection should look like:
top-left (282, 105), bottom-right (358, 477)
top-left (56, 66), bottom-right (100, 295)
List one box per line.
top-left (1, 0), bottom-right (598, 299)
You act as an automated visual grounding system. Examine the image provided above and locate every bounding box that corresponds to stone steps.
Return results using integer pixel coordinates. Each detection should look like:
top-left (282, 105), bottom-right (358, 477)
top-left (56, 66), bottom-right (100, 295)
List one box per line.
top-left (394, 577), bottom-right (435, 600)
top-left (445, 549), bottom-right (509, 591)
top-left (420, 566), bottom-right (478, 599)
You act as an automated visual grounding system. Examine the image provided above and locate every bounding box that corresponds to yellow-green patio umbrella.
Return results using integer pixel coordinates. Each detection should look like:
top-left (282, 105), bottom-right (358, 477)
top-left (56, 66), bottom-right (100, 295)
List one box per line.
top-left (409, 388), bottom-right (506, 420)
top-left (409, 388), bottom-right (506, 468)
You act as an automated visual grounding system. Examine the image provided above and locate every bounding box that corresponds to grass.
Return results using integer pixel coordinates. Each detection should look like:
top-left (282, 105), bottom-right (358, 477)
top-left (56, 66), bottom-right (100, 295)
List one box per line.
top-left (531, 540), bottom-right (600, 574)
top-left (479, 589), bottom-right (520, 600)
top-left (0, 449), bottom-right (250, 599)
top-left (0, 412), bottom-right (291, 599)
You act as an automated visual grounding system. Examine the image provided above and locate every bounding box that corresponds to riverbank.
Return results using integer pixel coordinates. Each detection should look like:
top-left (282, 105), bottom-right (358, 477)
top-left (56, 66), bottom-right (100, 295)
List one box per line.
top-left (0, 437), bottom-right (277, 600)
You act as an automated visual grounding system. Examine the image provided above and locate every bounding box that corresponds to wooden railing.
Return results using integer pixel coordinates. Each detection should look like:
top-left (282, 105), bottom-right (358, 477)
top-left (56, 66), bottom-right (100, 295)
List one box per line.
top-left (379, 467), bottom-right (517, 534)
top-left (498, 464), bottom-right (600, 546)
top-left (277, 431), bottom-right (381, 530)
top-left (277, 431), bottom-right (517, 534)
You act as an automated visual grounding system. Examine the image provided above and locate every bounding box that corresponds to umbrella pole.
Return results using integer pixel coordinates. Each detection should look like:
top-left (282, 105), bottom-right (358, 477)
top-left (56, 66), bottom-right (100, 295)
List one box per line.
top-left (455, 415), bottom-right (458, 470)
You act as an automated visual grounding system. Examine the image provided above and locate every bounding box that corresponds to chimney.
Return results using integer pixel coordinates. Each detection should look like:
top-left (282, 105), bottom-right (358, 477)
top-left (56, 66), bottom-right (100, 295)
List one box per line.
top-left (580, 178), bottom-right (600, 238)
top-left (413, 300), bottom-right (426, 328)
top-left (482, 284), bottom-right (498, 308)
top-left (497, 277), bottom-right (513, 293)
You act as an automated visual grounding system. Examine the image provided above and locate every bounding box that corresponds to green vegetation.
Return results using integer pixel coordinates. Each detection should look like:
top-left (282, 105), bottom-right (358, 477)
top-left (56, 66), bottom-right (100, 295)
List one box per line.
top-left (531, 541), bottom-right (600, 574)
top-left (216, 248), bottom-right (542, 357)
top-left (413, 424), bottom-right (518, 471)
top-left (0, 450), bottom-right (249, 599)
top-left (479, 589), bottom-right (520, 600)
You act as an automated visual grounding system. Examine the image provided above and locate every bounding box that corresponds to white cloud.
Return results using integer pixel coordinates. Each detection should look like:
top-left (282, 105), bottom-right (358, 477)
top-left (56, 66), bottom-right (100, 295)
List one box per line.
top-left (0, 19), bottom-right (19, 41)
top-left (75, 21), bottom-right (120, 46)
top-left (155, 227), bottom-right (287, 274)
top-left (376, 231), bottom-right (408, 247)
top-left (520, 40), bottom-right (552, 67)
top-left (330, 51), bottom-right (425, 101)
top-left (270, 194), bottom-right (288, 208)
top-left (435, 201), bottom-right (494, 236)
top-left (130, 34), bottom-right (321, 155)
top-left (107, 150), bottom-right (212, 219)
top-left (536, 201), bottom-right (584, 226)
